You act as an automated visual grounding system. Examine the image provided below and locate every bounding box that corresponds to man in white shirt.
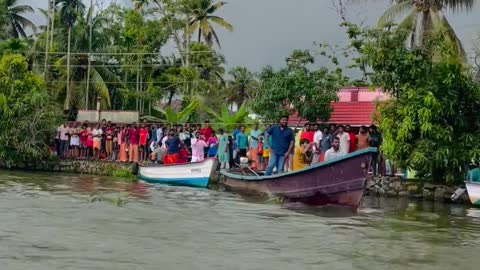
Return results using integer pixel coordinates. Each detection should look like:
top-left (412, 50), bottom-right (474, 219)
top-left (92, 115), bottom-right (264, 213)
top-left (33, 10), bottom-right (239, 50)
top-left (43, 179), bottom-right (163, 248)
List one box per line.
top-left (325, 137), bottom-right (345, 161)
top-left (92, 125), bottom-right (103, 159)
top-left (312, 124), bottom-right (323, 164)
top-left (57, 122), bottom-right (70, 158)
top-left (336, 125), bottom-right (350, 155)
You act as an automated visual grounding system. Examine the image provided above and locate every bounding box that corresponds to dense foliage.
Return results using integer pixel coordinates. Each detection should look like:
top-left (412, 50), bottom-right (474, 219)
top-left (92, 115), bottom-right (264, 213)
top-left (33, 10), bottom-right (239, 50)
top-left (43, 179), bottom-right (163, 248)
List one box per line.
top-left (349, 24), bottom-right (480, 183)
top-left (252, 50), bottom-right (347, 123)
top-left (0, 54), bottom-right (60, 167)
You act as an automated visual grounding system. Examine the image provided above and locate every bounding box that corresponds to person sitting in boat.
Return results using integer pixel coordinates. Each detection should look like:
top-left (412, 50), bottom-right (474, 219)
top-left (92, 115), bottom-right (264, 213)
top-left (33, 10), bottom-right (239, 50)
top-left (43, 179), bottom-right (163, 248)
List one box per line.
top-left (293, 139), bottom-right (314, 171)
top-left (324, 137), bottom-right (345, 161)
top-left (178, 145), bottom-right (189, 164)
top-left (164, 130), bottom-right (183, 165)
top-left (150, 142), bottom-right (166, 164)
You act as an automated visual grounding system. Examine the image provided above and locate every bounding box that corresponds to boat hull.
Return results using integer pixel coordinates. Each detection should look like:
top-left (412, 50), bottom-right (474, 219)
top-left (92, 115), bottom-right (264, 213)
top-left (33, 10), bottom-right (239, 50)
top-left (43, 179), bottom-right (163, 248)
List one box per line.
top-left (465, 182), bottom-right (480, 206)
top-left (221, 148), bottom-right (375, 210)
top-left (139, 158), bottom-right (217, 188)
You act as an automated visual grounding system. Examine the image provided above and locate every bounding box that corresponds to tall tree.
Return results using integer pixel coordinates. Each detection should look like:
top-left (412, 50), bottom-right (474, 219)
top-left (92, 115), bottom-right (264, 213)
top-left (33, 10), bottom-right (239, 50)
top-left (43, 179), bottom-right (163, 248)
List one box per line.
top-left (3, 0), bottom-right (37, 39)
top-left (377, 0), bottom-right (474, 61)
top-left (348, 23), bottom-right (480, 183)
top-left (54, 7), bottom-right (122, 110)
top-left (0, 54), bottom-right (60, 167)
top-left (252, 50), bottom-right (347, 123)
top-left (226, 66), bottom-right (257, 106)
top-left (56, 0), bottom-right (86, 110)
top-left (187, 0), bottom-right (233, 47)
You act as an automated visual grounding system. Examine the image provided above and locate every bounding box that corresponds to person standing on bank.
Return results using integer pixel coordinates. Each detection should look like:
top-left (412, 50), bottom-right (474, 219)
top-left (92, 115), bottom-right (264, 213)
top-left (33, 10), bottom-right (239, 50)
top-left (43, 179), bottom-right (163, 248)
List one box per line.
top-left (265, 117), bottom-right (295, 176)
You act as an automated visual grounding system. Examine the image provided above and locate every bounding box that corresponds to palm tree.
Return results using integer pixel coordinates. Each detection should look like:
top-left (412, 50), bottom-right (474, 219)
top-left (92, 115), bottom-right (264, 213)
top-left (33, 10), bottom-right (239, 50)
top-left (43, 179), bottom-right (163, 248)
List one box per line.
top-left (377, 0), bottom-right (474, 60)
top-left (226, 66), bottom-right (257, 106)
top-left (56, 0), bottom-right (86, 110)
top-left (3, 0), bottom-right (37, 39)
top-left (187, 0), bottom-right (233, 48)
top-left (54, 7), bottom-right (120, 110)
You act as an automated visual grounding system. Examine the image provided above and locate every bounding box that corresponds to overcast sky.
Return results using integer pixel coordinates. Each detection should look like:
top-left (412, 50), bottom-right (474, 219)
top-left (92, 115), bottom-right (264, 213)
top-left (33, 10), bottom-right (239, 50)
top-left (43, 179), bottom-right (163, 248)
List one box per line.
top-left (25, 0), bottom-right (480, 75)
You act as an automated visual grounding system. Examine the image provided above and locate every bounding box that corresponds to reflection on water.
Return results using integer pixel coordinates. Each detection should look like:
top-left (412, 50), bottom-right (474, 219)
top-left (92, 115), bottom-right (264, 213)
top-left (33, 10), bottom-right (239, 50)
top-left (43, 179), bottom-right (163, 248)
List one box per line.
top-left (0, 170), bottom-right (480, 270)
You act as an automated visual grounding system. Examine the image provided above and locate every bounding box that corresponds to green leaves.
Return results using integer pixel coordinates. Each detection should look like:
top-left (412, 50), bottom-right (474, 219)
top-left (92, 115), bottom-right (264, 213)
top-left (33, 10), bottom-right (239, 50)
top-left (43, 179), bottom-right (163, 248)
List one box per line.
top-left (204, 102), bottom-right (250, 132)
top-left (252, 50), bottom-right (346, 124)
top-left (356, 24), bottom-right (480, 183)
top-left (0, 54), bottom-right (60, 167)
top-left (160, 98), bottom-right (200, 124)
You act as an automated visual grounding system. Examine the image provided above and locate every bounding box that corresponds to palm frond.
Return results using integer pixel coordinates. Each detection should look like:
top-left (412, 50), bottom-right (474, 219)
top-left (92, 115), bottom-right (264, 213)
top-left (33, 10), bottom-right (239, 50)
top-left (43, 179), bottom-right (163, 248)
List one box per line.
top-left (177, 99), bottom-right (200, 122)
top-left (397, 9), bottom-right (417, 31)
top-left (9, 4), bottom-right (34, 14)
top-left (430, 10), bottom-right (467, 62)
top-left (160, 106), bottom-right (178, 123)
top-left (207, 1), bottom-right (227, 13)
top-left (91, 69), bottom-right (112, 108)
top-left (203, 105), bottom-right (222, 122)
top-left (209, 16), bottom-right (233, 31)
top-left (11, 14), bottom-right (37, 32)
top-left (378, 1), bottom-right (414, 28)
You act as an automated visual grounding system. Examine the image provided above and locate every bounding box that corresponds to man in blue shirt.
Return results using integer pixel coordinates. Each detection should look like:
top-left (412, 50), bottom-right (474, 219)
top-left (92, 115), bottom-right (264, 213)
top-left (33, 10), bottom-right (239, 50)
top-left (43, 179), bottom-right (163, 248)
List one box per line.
top-left (232, 123), bottom-right (241, 165)
top-left (265, 117), bottom-right (295, 175)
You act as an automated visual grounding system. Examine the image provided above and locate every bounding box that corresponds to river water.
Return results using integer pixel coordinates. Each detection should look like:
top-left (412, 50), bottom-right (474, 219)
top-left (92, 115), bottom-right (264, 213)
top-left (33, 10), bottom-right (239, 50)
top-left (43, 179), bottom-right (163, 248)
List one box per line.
top-left (1, 170), bottom-right (479, 270)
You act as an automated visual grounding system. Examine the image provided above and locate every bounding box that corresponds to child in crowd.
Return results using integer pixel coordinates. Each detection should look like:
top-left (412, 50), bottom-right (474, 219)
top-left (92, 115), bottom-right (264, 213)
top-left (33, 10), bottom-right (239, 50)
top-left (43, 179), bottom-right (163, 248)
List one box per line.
top-left (207, 131), bottom-right (218, 158)
top-left (257, 137), bottom-right (264, 170)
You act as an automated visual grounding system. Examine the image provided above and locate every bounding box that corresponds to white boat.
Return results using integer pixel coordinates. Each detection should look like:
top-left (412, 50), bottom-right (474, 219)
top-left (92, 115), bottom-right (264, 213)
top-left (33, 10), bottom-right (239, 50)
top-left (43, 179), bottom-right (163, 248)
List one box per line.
top-left (138, 158), bottom-right (217, 188)
top-left (466, 181), bottom-right (480, 206)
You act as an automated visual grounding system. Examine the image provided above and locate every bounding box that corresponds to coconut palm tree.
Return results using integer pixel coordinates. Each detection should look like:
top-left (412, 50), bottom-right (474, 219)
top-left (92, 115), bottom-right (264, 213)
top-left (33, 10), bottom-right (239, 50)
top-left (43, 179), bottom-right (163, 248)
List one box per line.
top-left (187, 0), bottom-right (233, 48)
top-left (377, 0), bottom-right (474, 61)
top-left (226, 66), bottom-right (257, 106)
top-left (3, 0), bottom-right (37, 39)
top-left (54, 7), bottom-right (120, 110)
top-left (56, 0), bottom-right (86, 110)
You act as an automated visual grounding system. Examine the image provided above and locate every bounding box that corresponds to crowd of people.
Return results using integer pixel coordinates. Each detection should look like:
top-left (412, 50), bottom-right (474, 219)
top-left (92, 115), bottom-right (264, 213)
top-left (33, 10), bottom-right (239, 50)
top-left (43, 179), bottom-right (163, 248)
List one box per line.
top-left (53, 117), bottom-right (384, 175)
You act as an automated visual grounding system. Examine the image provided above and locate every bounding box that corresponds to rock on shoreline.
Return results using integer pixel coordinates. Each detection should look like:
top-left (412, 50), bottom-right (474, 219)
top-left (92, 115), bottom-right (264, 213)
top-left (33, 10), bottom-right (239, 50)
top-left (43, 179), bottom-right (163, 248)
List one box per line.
top-left (365, 176), bottom-right (470, 204)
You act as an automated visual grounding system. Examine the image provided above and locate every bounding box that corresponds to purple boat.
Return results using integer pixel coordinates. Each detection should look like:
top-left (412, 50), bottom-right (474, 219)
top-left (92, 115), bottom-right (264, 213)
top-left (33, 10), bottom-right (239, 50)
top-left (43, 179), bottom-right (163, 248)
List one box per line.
top-left (220, 147), bottom-right (377, 210)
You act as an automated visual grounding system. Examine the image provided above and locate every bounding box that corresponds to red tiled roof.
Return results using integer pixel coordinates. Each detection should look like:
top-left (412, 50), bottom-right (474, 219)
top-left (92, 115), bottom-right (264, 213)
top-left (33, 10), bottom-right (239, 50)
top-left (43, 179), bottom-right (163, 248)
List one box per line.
top-left (288, 102), bottom-right (377, 127)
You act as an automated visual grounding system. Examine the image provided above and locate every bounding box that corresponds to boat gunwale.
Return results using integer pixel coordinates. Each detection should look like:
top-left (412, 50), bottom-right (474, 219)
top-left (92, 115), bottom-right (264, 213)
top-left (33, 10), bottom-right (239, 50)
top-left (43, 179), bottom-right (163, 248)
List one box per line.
top-left (138, 157), bottom-right (217, 168)
top-left (220, 147), bottom-right (377, 181)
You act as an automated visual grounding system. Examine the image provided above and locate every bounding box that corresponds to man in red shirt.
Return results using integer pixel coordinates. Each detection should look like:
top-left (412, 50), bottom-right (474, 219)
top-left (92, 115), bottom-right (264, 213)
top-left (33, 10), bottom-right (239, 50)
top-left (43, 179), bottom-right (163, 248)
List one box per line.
top-left (346, 125), bottom-right (356, 153)
top-left (129, 123), bottom-right (139, 162)
top-left (199, 120), bottom-right (213, 141)
top-left (138, 124), bottom-right (149, 162)
top-left (300, 123), bottom-right (314, 143)
top-left (200, 120), bottom-right (213, 158)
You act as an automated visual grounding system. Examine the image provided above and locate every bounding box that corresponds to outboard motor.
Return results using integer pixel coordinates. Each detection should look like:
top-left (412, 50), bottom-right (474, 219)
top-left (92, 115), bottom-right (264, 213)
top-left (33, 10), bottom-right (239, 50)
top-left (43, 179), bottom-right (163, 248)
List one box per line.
top-left (239, 157), bottom-right (249, 169)
top-left (451, 188), bottom-right (466, 201)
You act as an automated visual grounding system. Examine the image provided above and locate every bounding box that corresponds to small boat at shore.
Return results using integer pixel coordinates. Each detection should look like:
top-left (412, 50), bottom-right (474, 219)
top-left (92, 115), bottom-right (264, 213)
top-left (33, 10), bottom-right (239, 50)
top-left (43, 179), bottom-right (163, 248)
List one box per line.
top-left (220, 147), bottom-right (377, 210)
top-left (138, 158), bottom-right (217, 188)
top-left (465, 181), bottom-right (480, 206)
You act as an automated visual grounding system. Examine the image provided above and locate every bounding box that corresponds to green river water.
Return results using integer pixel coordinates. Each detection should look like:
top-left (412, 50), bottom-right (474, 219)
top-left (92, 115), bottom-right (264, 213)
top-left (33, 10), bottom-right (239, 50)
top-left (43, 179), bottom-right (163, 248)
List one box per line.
top-left (1, 170), bottom-right (480, 270)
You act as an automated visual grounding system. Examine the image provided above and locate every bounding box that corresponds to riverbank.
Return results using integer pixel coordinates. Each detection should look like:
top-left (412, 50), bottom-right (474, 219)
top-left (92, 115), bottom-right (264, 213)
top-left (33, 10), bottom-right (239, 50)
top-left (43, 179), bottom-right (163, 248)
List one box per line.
top-left (366, 176), bottom-right (470, 204)
top-left (1, 159), bottom-right (135, 178)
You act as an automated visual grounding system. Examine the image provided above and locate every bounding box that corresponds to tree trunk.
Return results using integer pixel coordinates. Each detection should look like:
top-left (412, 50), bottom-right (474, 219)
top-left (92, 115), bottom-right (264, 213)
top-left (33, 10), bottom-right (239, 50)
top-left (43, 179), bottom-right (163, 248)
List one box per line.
top-left (65, 26), bottom-right (71, 110)
top-left (167, 90), bottom-right (175, 106)
top-left (198, 28), bottom-right (201, 43)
